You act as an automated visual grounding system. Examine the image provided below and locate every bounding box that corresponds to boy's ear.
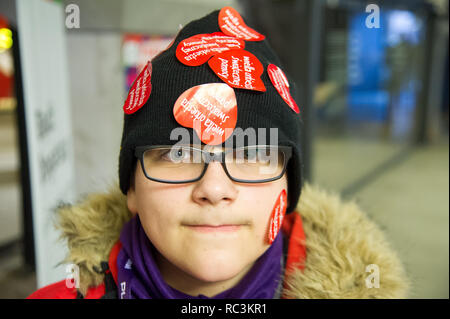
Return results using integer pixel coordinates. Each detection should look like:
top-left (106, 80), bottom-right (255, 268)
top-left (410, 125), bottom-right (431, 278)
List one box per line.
top-left (127, 188), bottom-right (138, 216)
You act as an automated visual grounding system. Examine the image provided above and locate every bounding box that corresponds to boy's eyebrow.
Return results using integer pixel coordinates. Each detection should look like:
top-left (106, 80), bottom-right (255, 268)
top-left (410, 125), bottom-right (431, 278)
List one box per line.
top-left (178, 145), bottom-right (267, 154)
top-left (181, 144), bottom-right (227, 153)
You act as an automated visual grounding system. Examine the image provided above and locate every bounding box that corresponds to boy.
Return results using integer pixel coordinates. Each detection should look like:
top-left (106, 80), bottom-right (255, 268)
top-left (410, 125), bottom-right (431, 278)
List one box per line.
top-left (28, 7), bottom-right (408, 299)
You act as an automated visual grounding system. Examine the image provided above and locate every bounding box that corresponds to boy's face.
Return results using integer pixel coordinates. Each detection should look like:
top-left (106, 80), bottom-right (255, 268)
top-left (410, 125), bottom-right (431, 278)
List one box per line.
top-left (127, 154), bottom-right (288, 289)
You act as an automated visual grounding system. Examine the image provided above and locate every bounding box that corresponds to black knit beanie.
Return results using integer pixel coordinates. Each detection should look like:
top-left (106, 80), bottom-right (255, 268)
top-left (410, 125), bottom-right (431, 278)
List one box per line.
top-left (119, 7), bottom-right (303, 213)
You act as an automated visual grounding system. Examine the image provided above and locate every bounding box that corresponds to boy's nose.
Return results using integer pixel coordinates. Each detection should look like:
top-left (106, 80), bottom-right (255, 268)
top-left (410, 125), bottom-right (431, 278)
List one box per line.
top-left (191, 162), bottom-right (238, 206)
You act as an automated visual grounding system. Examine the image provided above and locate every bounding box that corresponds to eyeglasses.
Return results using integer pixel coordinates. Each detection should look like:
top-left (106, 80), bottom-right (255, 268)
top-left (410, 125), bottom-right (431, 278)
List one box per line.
top-left (134, 145), bottom-right (292, 184)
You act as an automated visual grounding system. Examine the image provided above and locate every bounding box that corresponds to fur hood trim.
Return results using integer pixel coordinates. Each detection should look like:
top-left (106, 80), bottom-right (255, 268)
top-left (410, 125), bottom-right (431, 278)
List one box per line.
top-left (56, 184), bottom-right (409, 298)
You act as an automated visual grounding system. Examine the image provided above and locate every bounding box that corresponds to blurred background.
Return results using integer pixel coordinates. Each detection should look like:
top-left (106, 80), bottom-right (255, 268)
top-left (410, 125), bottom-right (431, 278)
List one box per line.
top-left (0, 0), bottom-right (448, 298)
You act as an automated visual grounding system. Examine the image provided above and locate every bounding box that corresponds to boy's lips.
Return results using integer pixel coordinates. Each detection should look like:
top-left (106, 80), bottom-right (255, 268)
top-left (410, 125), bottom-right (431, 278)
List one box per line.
top-left (183, 224), bottom-right (245, 233)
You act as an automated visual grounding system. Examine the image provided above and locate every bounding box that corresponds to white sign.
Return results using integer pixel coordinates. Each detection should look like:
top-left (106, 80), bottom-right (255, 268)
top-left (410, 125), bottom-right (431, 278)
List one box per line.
top-left (17, 0), bottom-right (75, 288)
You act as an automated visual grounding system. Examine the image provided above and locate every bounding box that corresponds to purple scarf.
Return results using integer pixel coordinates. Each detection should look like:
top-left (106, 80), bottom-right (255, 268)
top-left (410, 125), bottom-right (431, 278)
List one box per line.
top-left (117, 215), bottom-right (284, 299)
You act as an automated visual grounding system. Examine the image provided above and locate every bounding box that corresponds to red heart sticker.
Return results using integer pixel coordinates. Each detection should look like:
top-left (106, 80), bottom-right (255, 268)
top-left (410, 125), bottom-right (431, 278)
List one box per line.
top-left (267, 64), bottom-right (299, 114)
top-left (218, 7), bottom-right (265, 41)
top-left (268, 189), bottom-right (287, 244)
top-left (176, 32), bottom-right (245, 66)
top-left (123, 61), bottom-right (152, 114)
top-left (173, 83), bottom-right (238, 145)
top-left (208, 49), bottom-right (266, 92)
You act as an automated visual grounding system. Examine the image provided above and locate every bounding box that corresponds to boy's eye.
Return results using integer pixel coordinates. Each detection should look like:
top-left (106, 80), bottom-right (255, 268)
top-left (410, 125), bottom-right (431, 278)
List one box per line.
top-left (245, 149), bottom-right (257, 160)
top-left (162, 148), bottom-right (192, 163)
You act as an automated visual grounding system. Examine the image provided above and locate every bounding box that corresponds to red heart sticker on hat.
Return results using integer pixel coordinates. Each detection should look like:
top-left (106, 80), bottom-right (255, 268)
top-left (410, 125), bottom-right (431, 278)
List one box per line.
top-left (267, 64), bottom-right (299, 114)
top-left (208, 49), bottom-right (266, 92)
top-left (173, 83), bottom-right (238, 145)
top-left (123, 61), bottom-right (152, 114)
top-left (218, 7), bottom-right (265, 41)
top-left (268, 189), bottom-right (287, 244)
top-left (176, 32), bottom-right (245, 66)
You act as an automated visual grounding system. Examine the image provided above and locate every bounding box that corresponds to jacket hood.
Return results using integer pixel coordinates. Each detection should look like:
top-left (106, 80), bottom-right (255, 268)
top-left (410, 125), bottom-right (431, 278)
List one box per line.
top-left (56, 184), bottom-right (409, 298)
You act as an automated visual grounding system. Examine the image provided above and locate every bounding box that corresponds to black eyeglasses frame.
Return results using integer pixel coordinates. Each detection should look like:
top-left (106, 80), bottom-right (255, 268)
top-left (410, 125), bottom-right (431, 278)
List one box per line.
top-left (134, 144), bottom-right (293, 184)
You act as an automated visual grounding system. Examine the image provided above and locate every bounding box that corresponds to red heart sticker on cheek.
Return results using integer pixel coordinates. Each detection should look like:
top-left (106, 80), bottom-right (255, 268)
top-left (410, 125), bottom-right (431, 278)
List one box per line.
top-left (173, 83), bottom-right (238, 145)
top-left (267, 64), bottom-right (299, 114)
top-left (123, 61), bottom-right (152, 114)
top-left (218, 7), bottom-right (265, 41)
top-left (208, 50), bottom-right (266, 92)
top-left (268, 189), bottom-right (287, 245)
top-left (176, 32), bottom-right (245, 66)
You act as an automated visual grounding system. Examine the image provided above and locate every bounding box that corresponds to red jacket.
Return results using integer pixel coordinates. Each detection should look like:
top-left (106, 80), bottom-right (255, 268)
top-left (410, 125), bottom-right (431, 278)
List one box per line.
top-left (27, 185), bottom-right (409, 299)
top-left (28, 212), bottom-right (306, 299)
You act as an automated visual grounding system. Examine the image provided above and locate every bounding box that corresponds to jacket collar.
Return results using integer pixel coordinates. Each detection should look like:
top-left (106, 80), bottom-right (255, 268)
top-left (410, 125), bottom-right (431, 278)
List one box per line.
top-left (56, 184), bottom-right (409, 298)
